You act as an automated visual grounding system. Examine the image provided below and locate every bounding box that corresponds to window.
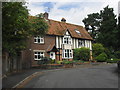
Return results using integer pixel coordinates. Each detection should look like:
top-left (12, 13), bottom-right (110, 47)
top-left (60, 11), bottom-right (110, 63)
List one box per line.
top-left (34, 36), bottom-right (44, 44)
top-left (62, 49), bottom-right (73, 58)
top-left (78, 40), bottom-right (85, 47)
top-left (75, 29), bottom-right (81, 35)
top-left (34, 51), bottom-right (44, 60)
top-left (63, 36), bottom-right (72, 44)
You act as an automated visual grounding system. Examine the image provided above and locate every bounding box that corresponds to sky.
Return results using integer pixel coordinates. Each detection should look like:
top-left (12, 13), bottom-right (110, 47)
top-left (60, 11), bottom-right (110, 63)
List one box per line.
top-left (26, 0), bottom-right (119, 26)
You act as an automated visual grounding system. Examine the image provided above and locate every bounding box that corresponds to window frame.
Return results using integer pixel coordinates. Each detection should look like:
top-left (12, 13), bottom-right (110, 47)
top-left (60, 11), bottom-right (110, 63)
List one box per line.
top-left (34, 51), bottom-right (44, 60)
top-left (78, 40), bottom-right (85, 47)
top-left (63, 36), bottom-right (72, 44)
top-left (34, 36), bottom-right (44, 44)
top-left (62, 49), bottom-right (73, 59)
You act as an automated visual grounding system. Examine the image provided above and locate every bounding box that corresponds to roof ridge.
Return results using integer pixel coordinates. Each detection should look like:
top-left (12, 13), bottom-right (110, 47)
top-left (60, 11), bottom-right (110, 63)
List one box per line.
top-left (49, 19), bottom-right (84, 28)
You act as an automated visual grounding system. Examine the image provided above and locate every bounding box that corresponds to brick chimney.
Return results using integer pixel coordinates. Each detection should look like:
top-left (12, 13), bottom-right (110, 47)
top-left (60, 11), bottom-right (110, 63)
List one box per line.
top-left (61, 18), bottom-right (66, 22)
top-left (43, 12), bottom-right (49, 20)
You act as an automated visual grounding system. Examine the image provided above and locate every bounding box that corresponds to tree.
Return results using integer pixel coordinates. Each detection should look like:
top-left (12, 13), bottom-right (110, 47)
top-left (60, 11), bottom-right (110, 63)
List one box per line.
top-left (92, 43), bottom-right (105, 58)
top-left (117, 14), bottom-right (120, 50)
top-left (74, 47), bottom-right (90, 61)
top-left (82, 13), bottom-right (101, 40)
top-left (83, 6), bottom-right (118, 52)
top-left (96, 6), bottom-right (117, 51)
top-left (2, 2), bottom-right (48, 55)
top-left (2, 2), bottom-right (30, 54)
top-left (2, 2), bottom-right (48, 71)
top-left (29, 14), bottom-right (49, 36)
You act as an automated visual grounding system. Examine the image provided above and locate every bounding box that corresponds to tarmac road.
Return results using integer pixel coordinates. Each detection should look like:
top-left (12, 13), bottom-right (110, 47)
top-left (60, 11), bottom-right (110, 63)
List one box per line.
top-left (24, 64), bottom-right (119, 88)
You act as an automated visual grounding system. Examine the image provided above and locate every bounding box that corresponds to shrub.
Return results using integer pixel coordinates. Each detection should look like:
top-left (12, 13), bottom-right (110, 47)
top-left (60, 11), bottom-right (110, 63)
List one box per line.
top-left (92, 43), bottom-right (105, 58)
top-left (73, 48), bottom-right (80, 60)
top-left (51, 59), bottom-right (55, 64)
top-left (106, 59), bottom-right (120, 63)
top-left (56, 61), bottom-right (63, 64)
top-left (95, 53), bottom-right (108, 62)
top-left (37, 57), bottom-right (51, 65)
top-left (73, 47), bottom-right (90, 61)
top-left (63, 60), bottom-right (73, 64)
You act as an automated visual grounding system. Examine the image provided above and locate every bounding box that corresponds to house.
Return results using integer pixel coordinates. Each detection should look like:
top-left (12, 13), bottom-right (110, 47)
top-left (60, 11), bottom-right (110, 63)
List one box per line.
top-left (22, 12), bottom-right (93, 66)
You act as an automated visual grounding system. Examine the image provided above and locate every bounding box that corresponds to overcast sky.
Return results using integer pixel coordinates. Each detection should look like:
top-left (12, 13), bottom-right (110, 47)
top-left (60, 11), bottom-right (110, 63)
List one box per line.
top-left (26, 0), bottom-right (119, 26)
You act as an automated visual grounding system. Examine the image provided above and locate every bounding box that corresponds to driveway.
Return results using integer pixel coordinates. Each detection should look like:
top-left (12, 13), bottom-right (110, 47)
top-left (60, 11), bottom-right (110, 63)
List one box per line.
top-left (24, 64), bottom-right (118, 88)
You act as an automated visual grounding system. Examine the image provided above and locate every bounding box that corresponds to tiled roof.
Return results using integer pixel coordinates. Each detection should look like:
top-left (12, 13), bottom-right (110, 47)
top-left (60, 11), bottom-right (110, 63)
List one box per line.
top-left (28, 16), bottom-right (93, 40)
top-left (47, 19), bottom-right (93, 40)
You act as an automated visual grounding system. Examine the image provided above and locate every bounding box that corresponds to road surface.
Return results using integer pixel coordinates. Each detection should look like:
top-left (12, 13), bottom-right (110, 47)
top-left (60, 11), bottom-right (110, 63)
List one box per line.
top-left (24, 64), bottom-right (118, 88)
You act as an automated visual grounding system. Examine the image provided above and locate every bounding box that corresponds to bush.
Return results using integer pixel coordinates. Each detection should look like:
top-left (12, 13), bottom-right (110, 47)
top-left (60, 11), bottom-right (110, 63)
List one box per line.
top-left (73, 48), bottom-right (80, 60)
top-left (92, 43), bottom-right (105, 58)
top-left (56, 61), bottom-right (63, 64)
top-left (63, 60), bottom-right (73, 64)
top-left (95, 53), bottom-right (108, 62)
top-left (106, 59), bottom-right (120, 63)
top-left (51, 59), bottom-right (55, 64)
top-left (37, 57), bottom-right (52, 65)
top-left (73, 47), bottom-right (90, 61)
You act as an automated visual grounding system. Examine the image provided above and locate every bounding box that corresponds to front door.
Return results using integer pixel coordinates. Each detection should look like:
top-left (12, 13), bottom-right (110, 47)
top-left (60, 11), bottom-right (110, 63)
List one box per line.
top-left (50, 52), bottom-right (55, 60)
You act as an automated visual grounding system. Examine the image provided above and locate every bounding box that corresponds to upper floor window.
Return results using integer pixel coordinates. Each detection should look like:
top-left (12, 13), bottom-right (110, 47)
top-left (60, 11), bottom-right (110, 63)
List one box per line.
top-left (78, 40), bottom-right (85, 47)
top-left (34, 36), bottom-right (44, 44)
top-left (63, 36), bottom-right (72, 44)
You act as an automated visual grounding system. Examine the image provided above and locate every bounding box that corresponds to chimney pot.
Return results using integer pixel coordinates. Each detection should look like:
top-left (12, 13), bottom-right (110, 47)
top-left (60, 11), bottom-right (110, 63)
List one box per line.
top-left (43, 12), bottom-right (49, 20)
top-left (61, 18), bottom-right (66, 22)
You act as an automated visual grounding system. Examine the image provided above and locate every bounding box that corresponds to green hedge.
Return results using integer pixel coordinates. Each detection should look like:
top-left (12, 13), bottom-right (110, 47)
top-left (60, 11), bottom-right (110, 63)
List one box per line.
top-left (63, 60), bottom-right (73, 64)
top-left (73, 47), bottom-right (90, 61)
top-left (56, 61), bottom-right (63, 64)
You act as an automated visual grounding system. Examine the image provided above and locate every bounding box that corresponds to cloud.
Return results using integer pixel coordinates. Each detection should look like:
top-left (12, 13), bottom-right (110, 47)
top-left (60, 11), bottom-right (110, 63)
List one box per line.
top-left (26, 1), bottom-right (119, 26)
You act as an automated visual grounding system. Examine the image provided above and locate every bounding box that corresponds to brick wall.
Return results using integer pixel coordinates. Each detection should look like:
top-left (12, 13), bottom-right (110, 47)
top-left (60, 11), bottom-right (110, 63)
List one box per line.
top-left (30, 35), bottom-right (56, 65)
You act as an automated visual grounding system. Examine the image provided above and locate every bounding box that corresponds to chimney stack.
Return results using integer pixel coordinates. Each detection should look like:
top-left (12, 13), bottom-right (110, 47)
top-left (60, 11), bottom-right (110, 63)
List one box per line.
top-left (43, 12), bottom-right (49, 20)
top-left (61, 18), bottom-right (66, 22)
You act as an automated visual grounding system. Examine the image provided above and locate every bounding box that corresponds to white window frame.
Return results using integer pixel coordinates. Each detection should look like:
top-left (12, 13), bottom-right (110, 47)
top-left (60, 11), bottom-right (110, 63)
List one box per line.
top-left (63, 36), bottom-right (72, 44)
top-left (62, 49), bottom-right (73, 59)
top-left (34, 51), bottom-right (44, 60)
top-left (34, 36), bottom-right (44, 44)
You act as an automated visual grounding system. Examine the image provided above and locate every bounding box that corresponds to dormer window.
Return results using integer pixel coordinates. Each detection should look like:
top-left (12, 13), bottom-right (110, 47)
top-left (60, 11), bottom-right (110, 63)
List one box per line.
top-left (34, 36), bottom-right (44, 44)
top-left (75, 29), bottom-right (81, 35)
top-left (63, 30), bottom-right (72, 44)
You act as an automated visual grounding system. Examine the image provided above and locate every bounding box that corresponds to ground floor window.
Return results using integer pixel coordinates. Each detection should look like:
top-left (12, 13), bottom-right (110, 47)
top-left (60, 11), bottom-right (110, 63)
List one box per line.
top-left (62, 49), bottom-right (73, 59)
top-left (34, 51), bottom-right (44, 60)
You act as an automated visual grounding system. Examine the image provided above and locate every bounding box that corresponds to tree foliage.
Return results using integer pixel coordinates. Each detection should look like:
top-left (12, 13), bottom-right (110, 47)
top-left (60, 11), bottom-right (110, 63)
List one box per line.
top-left (2, 2), bottom-right (48, 55)
top-left (117, 15), bottom-right (120, 50)
top-left (82, 13), bottom-right (101, 40)
top-left (29, 14), bottom-right (49, 36)
top-left (92, 43), bottom-right (105, 58)
top-left (97, 6), bottom-right (117, 50)
top-left (83, 6), bottom-right (118, 52)
top-left (2, 2), bottom-right (30, 55)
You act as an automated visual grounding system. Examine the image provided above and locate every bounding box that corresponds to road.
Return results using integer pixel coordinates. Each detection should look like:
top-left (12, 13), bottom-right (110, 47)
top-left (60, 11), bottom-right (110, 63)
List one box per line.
top-left (24, 64), bottom-right (118, 88)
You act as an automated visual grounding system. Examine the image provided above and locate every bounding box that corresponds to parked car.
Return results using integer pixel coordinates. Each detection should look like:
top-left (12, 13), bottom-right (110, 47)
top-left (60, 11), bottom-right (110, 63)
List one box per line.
top-left (117, 61), bottom-right (120, 69)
